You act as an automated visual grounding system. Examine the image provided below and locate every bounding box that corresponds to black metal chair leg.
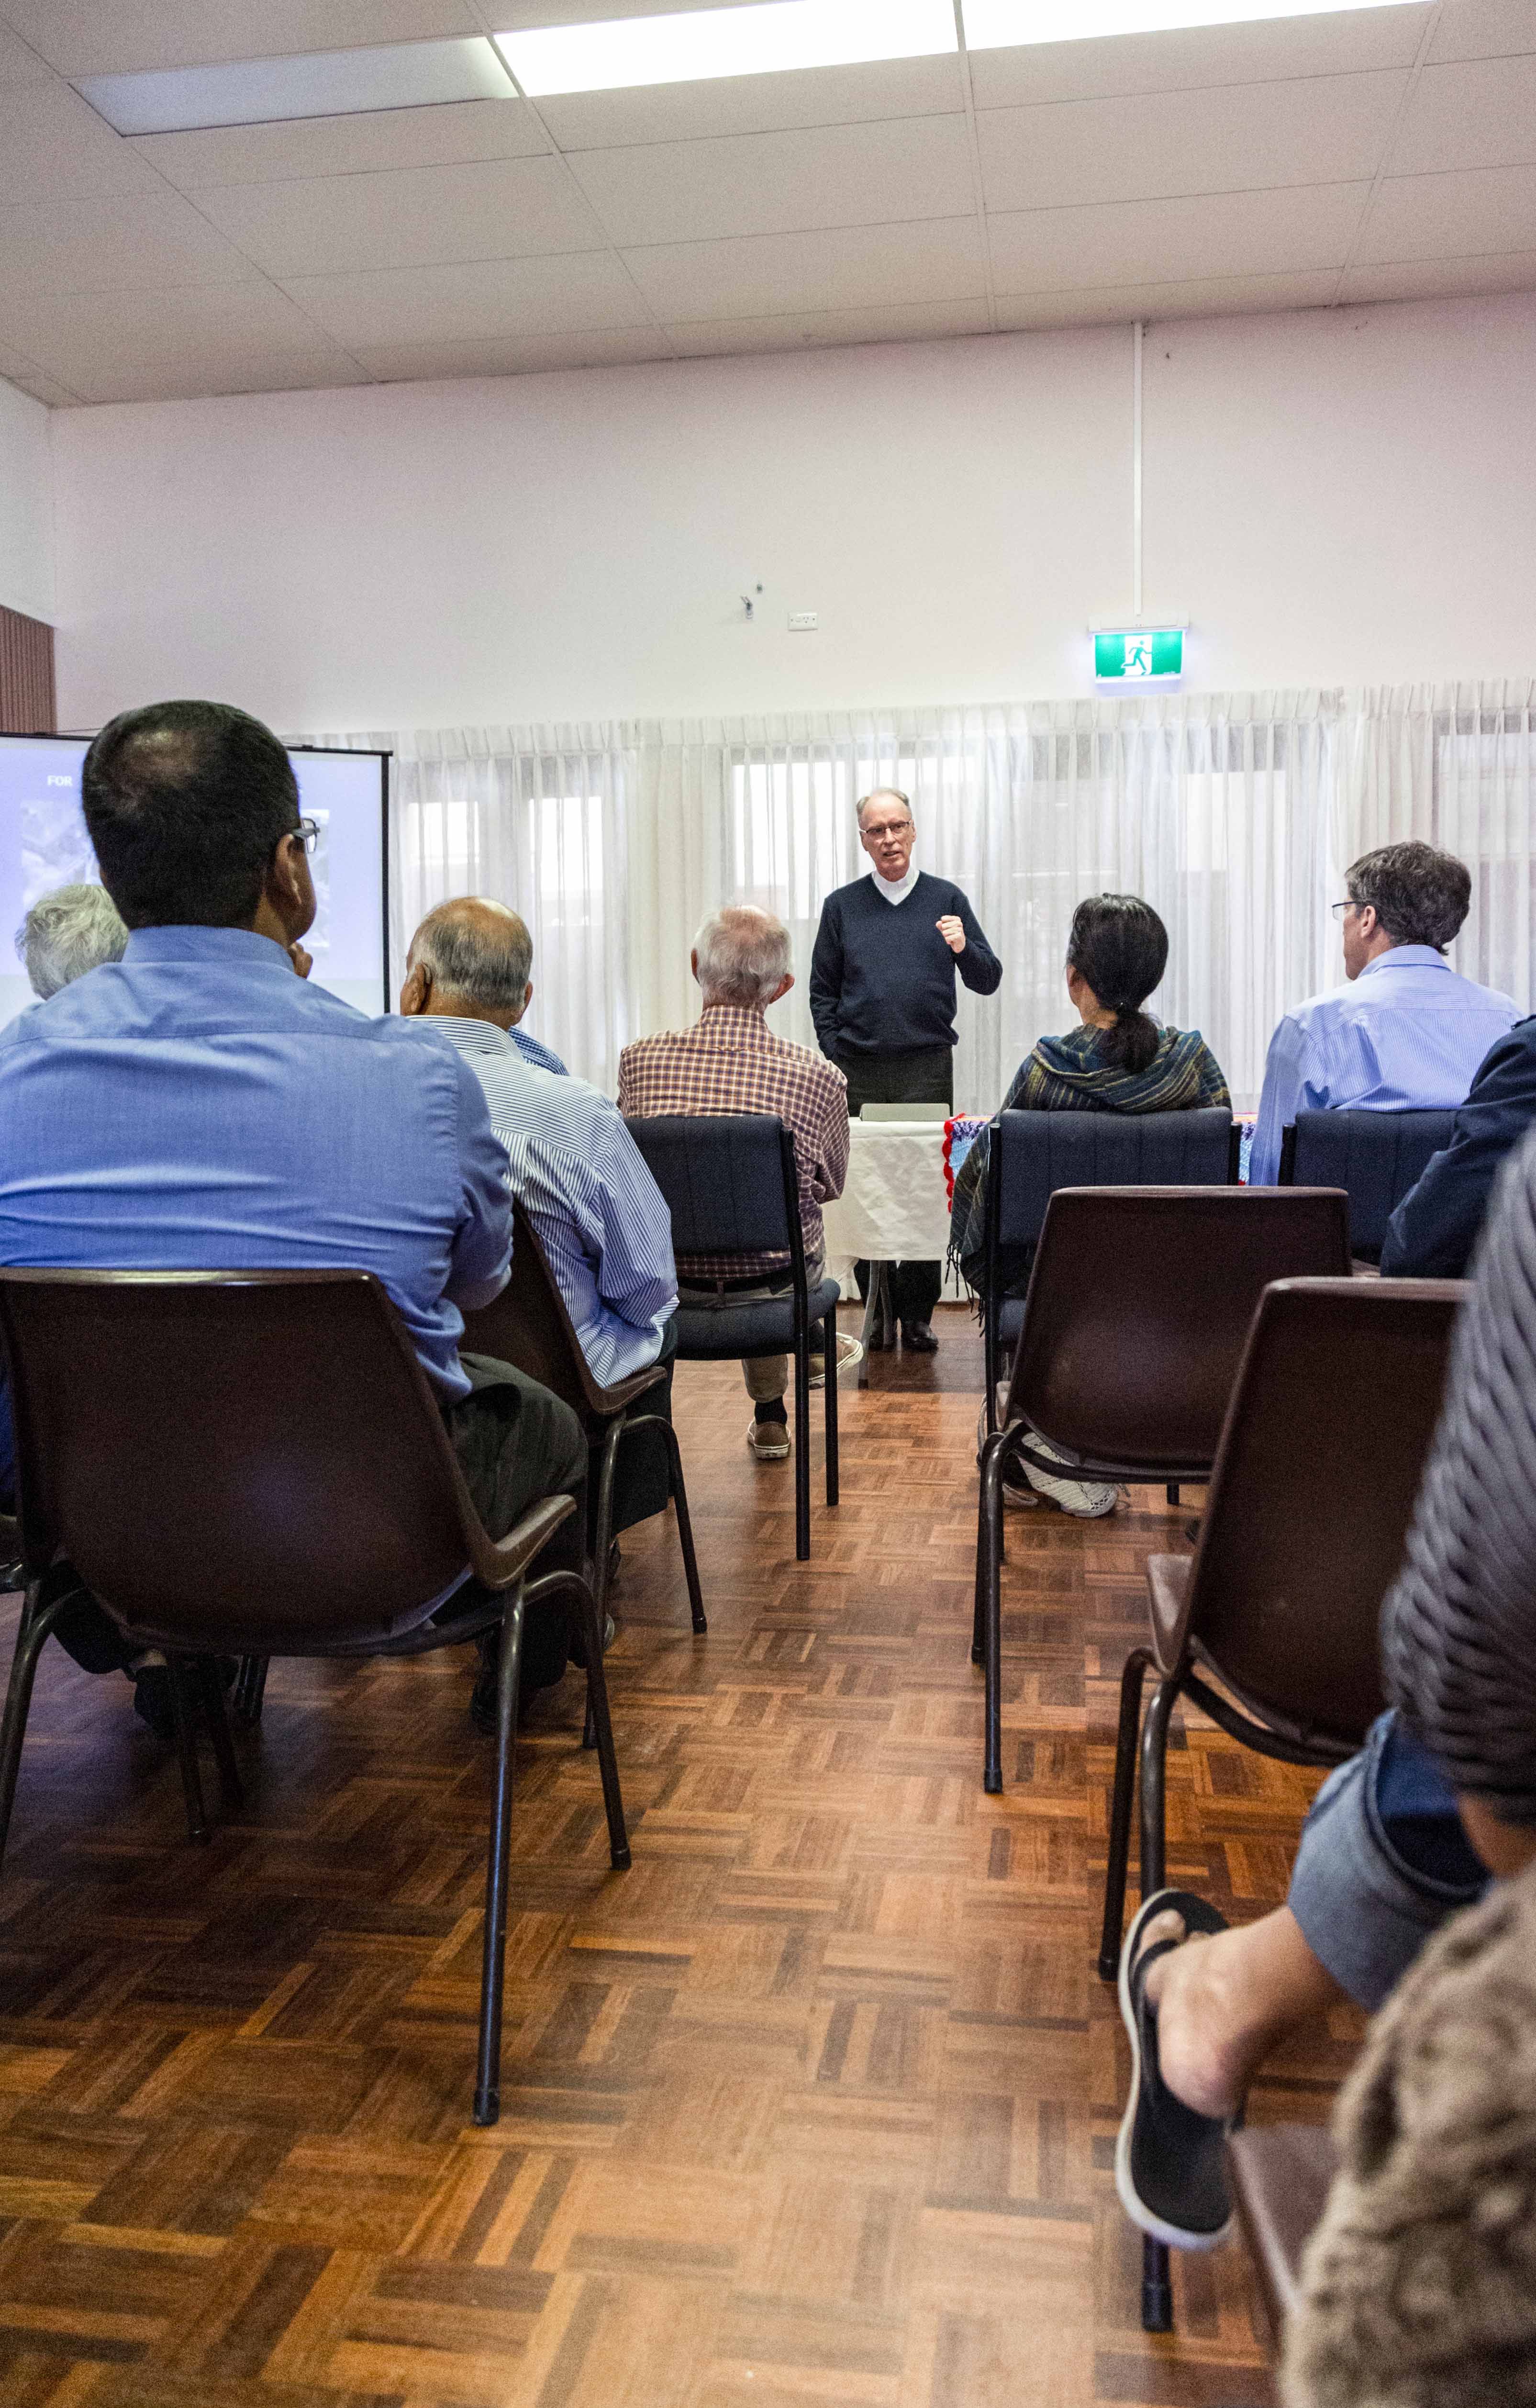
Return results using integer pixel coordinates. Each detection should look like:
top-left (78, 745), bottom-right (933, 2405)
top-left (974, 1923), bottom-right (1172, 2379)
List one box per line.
top-left (582, 1419), bottom-right (626, 1750)
top-left (1166, 1483), bottom-right (1180, 1508)
top-left (978, 1431), bottom-right (1008, 1794)
top-left (793, 1327), bottom-right (812, 1563)
top-left (971, 1495), bottom-right (987, 1669)
top-left (639, 1413), bottom-right (706, 1635)
top-left (562, 1572), bottom-right (630, 1874)
top-left (1136, 1672), bottom-right (1180, 2335)
top-left (168, 1656), bottom-right (210, 1845)
top-left (0, 1584), bottom-right (75, 1873)
top-left (473, 1584), bottom-right (525, 2127)
top-left (1098, 1647), bottom-right (1151, 1980)
top-left (196, 1656), bottom-right (244, 1812)
top-left (233, 1653), bottom-right (268, 1727)
top-left (822, 1301), bottom-right (839, 1510)
top-left (1142, 2237), bottom-right (1173, 2332)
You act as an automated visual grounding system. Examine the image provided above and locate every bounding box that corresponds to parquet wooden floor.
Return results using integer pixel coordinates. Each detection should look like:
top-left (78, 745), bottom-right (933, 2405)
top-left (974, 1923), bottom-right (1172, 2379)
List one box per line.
top-left (0, 1305), bottom-right (1365, 2408)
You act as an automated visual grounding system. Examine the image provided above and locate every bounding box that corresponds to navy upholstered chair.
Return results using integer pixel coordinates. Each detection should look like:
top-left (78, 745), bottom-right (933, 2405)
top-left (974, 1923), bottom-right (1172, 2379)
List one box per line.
top-left (1278, 1109), bottom-right (1457, 1261)
top-left (623, 1114), bottom-right (839, 1562)
top-left (980, 1107), bottom-right (1238, 1437)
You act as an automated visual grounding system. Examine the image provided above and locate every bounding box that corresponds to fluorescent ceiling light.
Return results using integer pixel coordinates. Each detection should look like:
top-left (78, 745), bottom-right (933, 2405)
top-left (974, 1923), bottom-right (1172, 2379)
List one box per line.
top-left (77, 36), bottom-right (516, 136)
top-left (496, 0), bottom-right (957, 98)
top-left (961, 0), bottom-right (1407, 43)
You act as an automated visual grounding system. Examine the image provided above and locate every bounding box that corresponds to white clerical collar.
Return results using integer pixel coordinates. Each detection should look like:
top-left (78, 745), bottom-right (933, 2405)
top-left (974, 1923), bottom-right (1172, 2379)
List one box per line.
top-left (869, 862), bottom-right (918, 906)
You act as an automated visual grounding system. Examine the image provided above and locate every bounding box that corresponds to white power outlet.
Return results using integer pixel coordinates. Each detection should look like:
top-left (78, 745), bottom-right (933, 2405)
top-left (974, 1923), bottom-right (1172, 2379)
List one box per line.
top-left (787, 611), bottom-right (818, 631)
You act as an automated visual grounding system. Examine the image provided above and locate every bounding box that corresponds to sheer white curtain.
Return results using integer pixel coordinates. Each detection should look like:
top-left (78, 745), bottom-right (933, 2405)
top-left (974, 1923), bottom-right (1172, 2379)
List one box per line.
top-left (319, 686), bottom-right (1531, 1113)
top-left (1343, 682), bottom-right (1536, 1010)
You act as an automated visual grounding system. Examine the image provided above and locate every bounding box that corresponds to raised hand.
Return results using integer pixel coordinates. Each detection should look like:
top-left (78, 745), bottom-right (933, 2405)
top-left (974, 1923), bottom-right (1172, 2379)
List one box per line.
top-left (936, 914), bottom-right (966, 955)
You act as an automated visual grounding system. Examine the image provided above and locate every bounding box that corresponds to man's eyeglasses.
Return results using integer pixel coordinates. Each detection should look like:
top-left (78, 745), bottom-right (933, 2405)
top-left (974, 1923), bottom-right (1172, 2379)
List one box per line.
top-left (288, 817), bottom-right (321, 855)
top-left (1330, 897), bottom-right (1360, 919)
top-left (863, 818), bottom-right (913, 841)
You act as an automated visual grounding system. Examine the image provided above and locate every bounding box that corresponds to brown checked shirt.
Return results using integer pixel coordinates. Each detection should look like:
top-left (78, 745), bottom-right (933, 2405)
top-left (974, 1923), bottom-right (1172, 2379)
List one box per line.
top-left (617, 1005), bottom-right (850, 1278)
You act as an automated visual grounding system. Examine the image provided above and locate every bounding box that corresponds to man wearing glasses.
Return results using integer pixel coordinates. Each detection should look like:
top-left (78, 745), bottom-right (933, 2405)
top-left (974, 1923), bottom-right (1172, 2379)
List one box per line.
top-left (1248, 840), bottom-right (1518, 1187)
top-left (809, 787), bottom-right (1001, 1353)
top-left (0, 700), bottom-right (584, 1731)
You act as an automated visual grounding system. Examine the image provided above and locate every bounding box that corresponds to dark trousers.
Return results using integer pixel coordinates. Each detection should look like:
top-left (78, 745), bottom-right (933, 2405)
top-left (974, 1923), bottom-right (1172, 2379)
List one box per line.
top-left (836, 1043), bottom-right (954, 1326)
top-left (42, 1354), bottom-right (588, 1700)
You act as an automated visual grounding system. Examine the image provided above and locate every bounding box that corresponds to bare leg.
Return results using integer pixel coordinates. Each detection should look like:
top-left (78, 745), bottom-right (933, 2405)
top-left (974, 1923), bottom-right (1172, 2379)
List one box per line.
top-left (1139, 1904), bottom-right (1346, 2121)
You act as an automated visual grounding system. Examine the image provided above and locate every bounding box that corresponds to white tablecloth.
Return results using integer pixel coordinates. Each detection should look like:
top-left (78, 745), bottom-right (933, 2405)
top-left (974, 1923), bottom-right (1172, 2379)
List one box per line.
top-left (821, 1119), bottom-right (964, 1302)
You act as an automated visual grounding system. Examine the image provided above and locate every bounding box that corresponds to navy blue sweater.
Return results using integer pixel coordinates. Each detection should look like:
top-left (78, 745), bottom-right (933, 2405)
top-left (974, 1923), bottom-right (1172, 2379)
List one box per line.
top-left (809, 871), bottom-right (1002, 1059)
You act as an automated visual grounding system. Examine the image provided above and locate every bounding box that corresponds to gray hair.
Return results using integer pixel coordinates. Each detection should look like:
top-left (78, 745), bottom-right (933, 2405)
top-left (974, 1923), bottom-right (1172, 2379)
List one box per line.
top-left (694, 904), bottom-right (792, 1009)
top-left (15, 882), bottom-right (128, 998)
top-left (856, 787), bottom-right (913, 827)
top-left (408, 896), bottom-right (533, 1012)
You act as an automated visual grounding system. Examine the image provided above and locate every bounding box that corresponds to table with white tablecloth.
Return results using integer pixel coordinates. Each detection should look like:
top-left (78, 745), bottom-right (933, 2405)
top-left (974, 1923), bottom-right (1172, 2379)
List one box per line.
top-left (820, 1117), bottom-right (965, 1379)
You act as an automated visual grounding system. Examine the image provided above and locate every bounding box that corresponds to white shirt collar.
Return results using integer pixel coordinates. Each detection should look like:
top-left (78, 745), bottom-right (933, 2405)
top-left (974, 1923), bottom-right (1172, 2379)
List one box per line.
top-left (869, 862), bottom-right (918, 906)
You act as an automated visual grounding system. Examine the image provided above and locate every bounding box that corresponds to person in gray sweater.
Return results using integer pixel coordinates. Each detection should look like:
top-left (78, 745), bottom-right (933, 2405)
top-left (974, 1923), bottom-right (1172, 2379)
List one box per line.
top-left (1115, 1122), bottom-right (1536, 2254)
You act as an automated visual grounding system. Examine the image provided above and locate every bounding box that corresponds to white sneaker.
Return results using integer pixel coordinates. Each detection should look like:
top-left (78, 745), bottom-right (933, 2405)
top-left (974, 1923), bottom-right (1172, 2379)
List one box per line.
top-left (746, 1415), bottom-right (791, 1461)
top-left (1016, 1433), bottom-right (1119, 1520)
top-left (810, 1333), bottom-right (864, 1388)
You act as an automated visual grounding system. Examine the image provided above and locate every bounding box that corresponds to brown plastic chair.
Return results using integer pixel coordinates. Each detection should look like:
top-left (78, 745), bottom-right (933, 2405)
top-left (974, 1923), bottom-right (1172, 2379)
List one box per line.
top-left (1098, 1273), bottom-right (1465, 1982)
top-left (462, 1197), bottom-right (705, 1646)
top-left (0, 1267), bottom-right (630, 2129)
top-left (1227, 2127), bottom-right (1339, 2356)
top-left (975, 1186), bottom-right (1352, 1794)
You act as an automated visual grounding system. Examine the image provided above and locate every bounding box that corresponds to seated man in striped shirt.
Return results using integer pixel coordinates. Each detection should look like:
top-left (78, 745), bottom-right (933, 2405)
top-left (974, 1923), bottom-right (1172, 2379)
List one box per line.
top-left (617, 906), bottom-right (859, 1463)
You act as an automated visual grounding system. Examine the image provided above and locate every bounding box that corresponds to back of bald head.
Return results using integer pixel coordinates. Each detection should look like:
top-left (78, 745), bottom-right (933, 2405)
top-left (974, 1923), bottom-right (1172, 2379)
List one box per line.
top-left (408, 896), bottom-right (534, 1016)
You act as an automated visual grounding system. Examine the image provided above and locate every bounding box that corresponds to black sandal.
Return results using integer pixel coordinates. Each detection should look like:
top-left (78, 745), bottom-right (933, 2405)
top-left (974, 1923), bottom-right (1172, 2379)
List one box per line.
top-left (1115, 1887), bottom-right (1236, 2250)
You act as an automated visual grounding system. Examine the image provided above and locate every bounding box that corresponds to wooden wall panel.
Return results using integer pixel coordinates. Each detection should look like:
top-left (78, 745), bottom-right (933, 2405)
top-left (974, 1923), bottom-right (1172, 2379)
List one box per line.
top-left (0, 600), bottom-right (56, 733)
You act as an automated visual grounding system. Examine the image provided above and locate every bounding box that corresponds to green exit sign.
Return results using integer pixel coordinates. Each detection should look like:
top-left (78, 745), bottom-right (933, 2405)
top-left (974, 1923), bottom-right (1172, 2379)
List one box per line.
top-left (1093, 627), bottom-right (1184, 683)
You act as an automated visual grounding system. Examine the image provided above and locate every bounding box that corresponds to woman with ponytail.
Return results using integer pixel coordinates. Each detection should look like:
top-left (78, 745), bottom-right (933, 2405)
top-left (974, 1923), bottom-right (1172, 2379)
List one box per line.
top-left (950, 895), bottom-right (1229, 1512)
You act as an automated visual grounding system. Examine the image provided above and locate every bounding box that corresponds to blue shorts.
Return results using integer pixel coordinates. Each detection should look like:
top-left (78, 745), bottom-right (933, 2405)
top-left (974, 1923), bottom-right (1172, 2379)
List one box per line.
top-left (1288, 1711), bottom-right (1488, 2011)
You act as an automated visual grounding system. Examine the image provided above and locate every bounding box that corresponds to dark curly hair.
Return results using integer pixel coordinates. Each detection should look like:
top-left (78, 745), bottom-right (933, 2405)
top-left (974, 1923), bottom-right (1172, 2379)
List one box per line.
top-left (1067, 893), bottom-right (1169, 1076)
top-left (1346, 841), bottom-right (1470, 953)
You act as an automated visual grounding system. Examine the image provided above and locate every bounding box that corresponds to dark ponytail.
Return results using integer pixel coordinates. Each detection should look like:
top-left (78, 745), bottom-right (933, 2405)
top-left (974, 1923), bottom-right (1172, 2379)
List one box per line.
top-left (1066, 893), bottom-right (1168, 1077)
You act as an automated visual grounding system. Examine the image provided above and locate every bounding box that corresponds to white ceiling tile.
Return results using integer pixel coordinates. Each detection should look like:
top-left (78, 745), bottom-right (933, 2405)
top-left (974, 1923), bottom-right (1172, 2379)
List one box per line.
top-left (0, 2), bottom-right (479, 76)
top-left (278, 248), bottom-right (649, 345)
top-left (353, 324), bottom-right (675, 377)
top-left (536, 54), bottom-right (966, 149)
top-left (132, 96), bottom-right (547, 190)
top-left (621, 215), bottom-right (986, 319)
top-left (989, 179), bottom-right (1369, 291)
top-left (0, 79), bottom-right (162, 204)
top-left (0, 189), bottom-right (261, 298)
top-left (1427, 0), bottom-right (1536, 63)
top-left (1338, 246), bottom-right (1536, 298)
top-left (979, 71), bottom-right (1406, 213)
top-left (569, 116), bottom-right (974, 248)
top-left (967, 6), bottom-right (1433, 108)
top-left (196, 154), bottom-right (607, 277)
top-left (1389, 55), bottom-right (1536, 174)
top-left (5, 363), bottom-right (82, 402)
top-left (666, 296), bottom-right (991, 352)
top-left (0, 275), bottom-right (363, 398)
top-left (495, 0), bottom-right (768, 20)
top-left (1356, 162), bottom-right (1536, 259)
top-left (995, 268), bottom-right (1341, 328)
top-left (0, 19), bottom-right (52, 81)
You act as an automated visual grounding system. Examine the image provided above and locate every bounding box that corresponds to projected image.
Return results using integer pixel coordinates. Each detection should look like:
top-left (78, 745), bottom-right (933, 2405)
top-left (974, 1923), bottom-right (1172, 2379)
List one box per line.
top-left (0, 736), bottom-right (388, 1026)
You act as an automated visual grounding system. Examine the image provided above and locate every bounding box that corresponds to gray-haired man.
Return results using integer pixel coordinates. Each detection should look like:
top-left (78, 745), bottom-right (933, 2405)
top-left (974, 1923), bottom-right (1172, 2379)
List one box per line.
top-left (618, 905), bottom-right (860, 1461)
top-left (15, 882), bottom-right (128, 1000)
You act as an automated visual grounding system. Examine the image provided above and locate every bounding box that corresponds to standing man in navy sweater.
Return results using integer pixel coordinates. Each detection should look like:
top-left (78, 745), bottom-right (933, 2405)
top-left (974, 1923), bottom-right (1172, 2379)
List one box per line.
top-left (809, 788), bottom-right (1002, 1352)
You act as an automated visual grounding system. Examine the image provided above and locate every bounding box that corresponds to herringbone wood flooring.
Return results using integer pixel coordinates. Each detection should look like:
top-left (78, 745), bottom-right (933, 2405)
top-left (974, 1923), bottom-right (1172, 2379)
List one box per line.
top-left (0, 1309), bottom-right (1364, 2407)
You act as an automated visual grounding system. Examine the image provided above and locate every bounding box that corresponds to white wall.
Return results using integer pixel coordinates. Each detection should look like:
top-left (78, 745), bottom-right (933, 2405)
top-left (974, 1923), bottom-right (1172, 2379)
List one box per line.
top-left (48, 291), bottom-right (1536, 735)
top-left (0, 375), bottom-right (55, 628)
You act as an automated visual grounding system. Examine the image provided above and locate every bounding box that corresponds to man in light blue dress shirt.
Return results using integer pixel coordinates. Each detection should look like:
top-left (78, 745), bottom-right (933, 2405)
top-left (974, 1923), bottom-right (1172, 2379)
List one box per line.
top-left (1249, 840), bottom-right (1518, 1187)
top-left (0, 700), bottom-right (585, 1728)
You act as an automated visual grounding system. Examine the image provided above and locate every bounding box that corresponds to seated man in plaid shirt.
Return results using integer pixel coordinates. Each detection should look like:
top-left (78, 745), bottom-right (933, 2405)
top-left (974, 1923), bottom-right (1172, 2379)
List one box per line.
top-left (617, 906), bottom-right (860, 1461)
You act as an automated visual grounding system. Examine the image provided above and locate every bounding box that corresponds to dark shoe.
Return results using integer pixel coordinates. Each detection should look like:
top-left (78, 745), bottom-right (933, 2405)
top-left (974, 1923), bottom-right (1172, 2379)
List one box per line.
top-left (901, 1319), bottom-right (939, 1353)
top-left (0, 1559), bottom-right (22, 1592)
top-left (1115, 1888), bottom-right (1235, 2250)
top-left (568, 1611), bottom-right (616, 1670)
top-left (866, 1315), bottom-right (892, 1351)
top-left (131, 1663), bottom-right (176, 1744)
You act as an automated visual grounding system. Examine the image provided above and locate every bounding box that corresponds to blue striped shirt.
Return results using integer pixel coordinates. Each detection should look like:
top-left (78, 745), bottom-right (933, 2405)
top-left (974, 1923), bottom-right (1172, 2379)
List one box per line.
top-left (510, 1025), bottom-right (567, 1077)
top-left (412, 1015), bottom-right (677, 1386)
top-left (1250, 945), bottom-right (1520, 1186)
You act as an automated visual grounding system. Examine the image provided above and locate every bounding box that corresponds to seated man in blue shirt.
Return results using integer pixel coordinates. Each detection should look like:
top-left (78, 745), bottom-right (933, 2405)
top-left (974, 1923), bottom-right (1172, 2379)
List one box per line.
top-left (1249, 840), bottom-right (1517, 1187)
top-left (400, 896), bottom-right (680, 1558)
top-left (0, 700), bottom-right (586, 1736)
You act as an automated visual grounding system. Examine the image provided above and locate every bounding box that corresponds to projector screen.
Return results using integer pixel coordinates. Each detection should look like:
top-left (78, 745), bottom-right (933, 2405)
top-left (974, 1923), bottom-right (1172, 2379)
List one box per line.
top-left (0, 736), bottom-right (390, 1024)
